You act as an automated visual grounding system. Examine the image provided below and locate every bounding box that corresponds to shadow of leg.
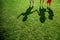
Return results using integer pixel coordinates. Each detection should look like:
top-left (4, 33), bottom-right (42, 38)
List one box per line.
top-left (47, 7), bottom-right (54, 20)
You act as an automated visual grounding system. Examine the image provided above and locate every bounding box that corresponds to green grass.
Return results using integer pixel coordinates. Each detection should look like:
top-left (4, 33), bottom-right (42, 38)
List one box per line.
top-left (0, 0), bottom-right (60, 40)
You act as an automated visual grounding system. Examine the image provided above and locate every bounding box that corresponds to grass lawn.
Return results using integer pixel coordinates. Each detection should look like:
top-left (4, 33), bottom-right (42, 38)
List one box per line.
top-left (0, 0), bottom-right (60, 40)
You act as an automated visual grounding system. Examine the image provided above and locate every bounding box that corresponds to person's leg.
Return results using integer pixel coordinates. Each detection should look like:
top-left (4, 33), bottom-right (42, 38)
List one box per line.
top-left (29, 0), bottom-right (34, 7)
top-left (47, 0), bottom-right (52, 8)
top-left (30, 0), bottom-right (31, 7)
top-left (40, 0), bottom-right (44, 8)
top-left (32, 0), bottom-right (34, 7)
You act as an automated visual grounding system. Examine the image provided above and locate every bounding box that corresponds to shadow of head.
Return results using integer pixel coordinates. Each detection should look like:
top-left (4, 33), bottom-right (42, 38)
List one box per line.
top-left (39, 7), bottom-right (46, 23)
top-left (23, 16), bottom-right (28, 22)
top-left (47, 7), bottom-right (54, 20)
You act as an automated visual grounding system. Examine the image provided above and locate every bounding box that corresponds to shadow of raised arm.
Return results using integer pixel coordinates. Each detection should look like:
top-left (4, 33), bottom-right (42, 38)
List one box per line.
top-left (17, 13), bottom-right (25, 19)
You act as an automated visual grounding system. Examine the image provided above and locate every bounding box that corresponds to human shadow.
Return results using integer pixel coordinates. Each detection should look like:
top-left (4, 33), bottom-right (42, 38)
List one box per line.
top-left (36, 7), bottom-right (46, 23)
top-left (17, 6), bottom-right (36, 21)
top-left (47, 7), bottom-right (54, 20)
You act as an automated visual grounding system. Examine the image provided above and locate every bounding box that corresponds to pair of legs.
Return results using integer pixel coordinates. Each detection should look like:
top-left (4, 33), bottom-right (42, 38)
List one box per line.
top-left (40, 0), bottom-right (44, 8)
top-left (40, 0), bottom-right (52, 8)
top-left (29, 0), bottom-right (34, 7)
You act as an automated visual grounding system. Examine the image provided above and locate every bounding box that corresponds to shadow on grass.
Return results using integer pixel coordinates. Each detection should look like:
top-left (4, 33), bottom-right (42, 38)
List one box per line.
top-left (0, 27), bottom-right (6, 40)
top-left (44, 36), bottom-right (50, 40)
top-left (36, 7), bottom-right (54, 23)
top-left (0, 0), bottom-right (5, 40)
top-left (56, 33), bottom-right (60, 40)
top-left (36, 7), bottom-right (46, 23)
top-left (47, 7), bottom-right (54, 20)
top-left (17, 6), bottom-right (36, 21)
top-left (17, 6), bottom-right (54, 23)
top-left (0, 0), bottom-right (3, 26)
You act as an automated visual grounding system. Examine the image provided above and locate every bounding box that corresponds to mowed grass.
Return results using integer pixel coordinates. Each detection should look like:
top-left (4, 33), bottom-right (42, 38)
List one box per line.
top-left (0, 0), bottom-right (60, 40)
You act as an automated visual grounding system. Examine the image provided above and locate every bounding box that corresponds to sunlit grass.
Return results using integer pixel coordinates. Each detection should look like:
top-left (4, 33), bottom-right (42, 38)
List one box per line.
top-left (0, 0), bottom-right (60, 40)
